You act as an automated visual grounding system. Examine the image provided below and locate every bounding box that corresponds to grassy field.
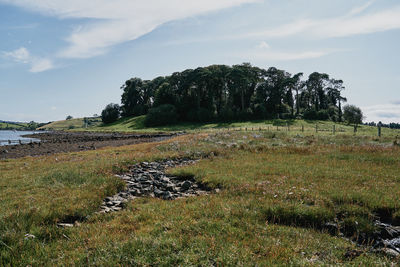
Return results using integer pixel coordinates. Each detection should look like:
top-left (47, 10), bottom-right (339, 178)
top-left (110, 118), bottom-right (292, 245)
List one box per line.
top-left (0, 122), bottom-right (28, 130)
top-left (38, 117), bottom-right (102, 131)
top-left (1, 130), bottom-right (400, 265)
top-left (46, 114), bottom-right (400, 140)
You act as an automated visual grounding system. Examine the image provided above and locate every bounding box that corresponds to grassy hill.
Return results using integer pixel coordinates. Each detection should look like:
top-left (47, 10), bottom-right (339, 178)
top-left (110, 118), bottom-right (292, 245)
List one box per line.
top-left (0, 121), bottom-right (29, 130)
top-left (38, 117), bottom-right (102, 131)
top-left (38, 115), bottom-right (400, 140)
top-left (90, 116), bottom-right (399, 138)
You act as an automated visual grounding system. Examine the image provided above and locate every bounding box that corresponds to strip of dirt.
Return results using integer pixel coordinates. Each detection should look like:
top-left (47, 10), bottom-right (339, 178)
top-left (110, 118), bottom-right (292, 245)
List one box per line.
top-left (0, 131), bottom-right (178, 159)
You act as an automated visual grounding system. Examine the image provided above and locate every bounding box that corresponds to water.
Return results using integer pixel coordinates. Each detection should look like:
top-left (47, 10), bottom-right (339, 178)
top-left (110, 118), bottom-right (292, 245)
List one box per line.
top-left (0, 130), bottom-right (41, 146)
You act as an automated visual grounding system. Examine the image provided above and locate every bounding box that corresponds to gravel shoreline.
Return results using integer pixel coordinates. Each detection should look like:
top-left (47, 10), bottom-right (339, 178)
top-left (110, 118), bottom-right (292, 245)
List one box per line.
top-left (0, 131), bottom-right (178, 159)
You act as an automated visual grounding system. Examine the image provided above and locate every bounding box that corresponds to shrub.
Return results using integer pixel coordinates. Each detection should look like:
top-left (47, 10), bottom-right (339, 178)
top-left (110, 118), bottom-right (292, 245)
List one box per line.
top-left (343, 105), bottom-right (363, 125)
top-left (303, 109), bottom-right (318, 120)
top-left (187, 108), bottom-right (214, 123)
top-left (101, 103), bottom-right (120, 124)
top-left (144, 104), bottom-right (178, 126)
top-left (316, 110), bottom-right (329, 120)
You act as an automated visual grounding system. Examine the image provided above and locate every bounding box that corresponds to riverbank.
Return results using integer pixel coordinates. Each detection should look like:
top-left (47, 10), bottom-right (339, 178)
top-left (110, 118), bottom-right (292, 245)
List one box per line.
top-left (0, 131), bottom-right (178, 159)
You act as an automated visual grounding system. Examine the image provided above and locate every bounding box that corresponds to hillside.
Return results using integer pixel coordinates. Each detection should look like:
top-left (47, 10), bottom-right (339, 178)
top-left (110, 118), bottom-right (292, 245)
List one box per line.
top-left (90, 116), bottom-right (399, 138)
top-left (0, 121), bottom-right (29, 130)
top-left (37, 117), bottom-right (102, 131)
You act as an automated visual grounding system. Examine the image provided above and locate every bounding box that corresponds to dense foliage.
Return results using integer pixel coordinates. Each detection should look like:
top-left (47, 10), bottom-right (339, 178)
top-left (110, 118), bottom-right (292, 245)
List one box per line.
top-left (101, 103), bottom-right (121, 124)
top-left (144, 104), bottom-right (178, 126)
top-left (343, 104), bottom-right (364, 125)
top-left (364, 121), bottom-right (400, 129)
top-left (120, 63), bottom-right (349, 123)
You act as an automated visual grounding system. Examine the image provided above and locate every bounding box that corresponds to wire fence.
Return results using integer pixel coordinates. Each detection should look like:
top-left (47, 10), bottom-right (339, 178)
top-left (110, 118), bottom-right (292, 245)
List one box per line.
top-left (198, 124), bottom-right (395, 138)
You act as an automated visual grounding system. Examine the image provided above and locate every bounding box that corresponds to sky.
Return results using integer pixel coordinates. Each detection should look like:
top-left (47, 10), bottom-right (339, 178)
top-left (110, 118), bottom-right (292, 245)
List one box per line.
top-left (0, 0), bottom-right (400, 123)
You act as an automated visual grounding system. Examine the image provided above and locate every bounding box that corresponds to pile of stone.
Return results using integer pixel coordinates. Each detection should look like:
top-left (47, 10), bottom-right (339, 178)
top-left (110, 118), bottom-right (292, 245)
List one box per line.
top-left (99, 158), bottom-right (212, 213)
top-left (372, 221), bottom-right (400, 257)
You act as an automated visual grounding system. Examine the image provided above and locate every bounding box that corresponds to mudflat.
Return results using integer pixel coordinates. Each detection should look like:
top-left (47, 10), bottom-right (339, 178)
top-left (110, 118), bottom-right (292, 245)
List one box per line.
top-left (0, 131), bottom-right (177, 159)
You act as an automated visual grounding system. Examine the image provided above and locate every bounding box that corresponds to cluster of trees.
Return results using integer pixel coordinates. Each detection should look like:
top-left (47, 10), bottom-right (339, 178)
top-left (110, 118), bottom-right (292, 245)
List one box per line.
top-left (102, 63), bottom-right (362, 126)
top-left (364, 121), bottom-right (400, 129)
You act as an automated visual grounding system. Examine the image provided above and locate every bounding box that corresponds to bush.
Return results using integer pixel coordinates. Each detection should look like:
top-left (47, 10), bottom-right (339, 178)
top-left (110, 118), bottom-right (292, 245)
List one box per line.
top-left (316, 110), bottom-right (329, 120)
top-left (101, 103), bottom-right (120, 124)
top-left (144, 104), bottom-right (178, 127)
top-left (343, 105), bottom-right (363, 125)
top-left (303, 109), bottom-right (318, 120)
top-left (187, 108), bottom-right (214, 123)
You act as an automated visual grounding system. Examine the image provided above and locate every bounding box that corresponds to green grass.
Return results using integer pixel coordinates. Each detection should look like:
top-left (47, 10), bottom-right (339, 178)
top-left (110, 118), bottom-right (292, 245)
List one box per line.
top-left (87, 115), bottom-right (400, 138)
top-left (36, 114), bottom-right (400, 142)
top-left (38, 117), bottom-right (102, 131)
top-left (0, 122), bottom-right (28, 130)
top-left (1, 131), bottom-right (400, 265)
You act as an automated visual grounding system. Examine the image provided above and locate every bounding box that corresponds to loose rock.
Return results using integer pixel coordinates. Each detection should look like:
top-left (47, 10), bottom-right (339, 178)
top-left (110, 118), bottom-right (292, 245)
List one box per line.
top-left (98, 158), bottom-right (214, 213)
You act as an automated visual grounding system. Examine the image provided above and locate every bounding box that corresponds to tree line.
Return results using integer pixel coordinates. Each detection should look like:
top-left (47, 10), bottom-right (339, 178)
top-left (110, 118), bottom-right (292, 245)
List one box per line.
top-left (102, 63), bottom-right (359, 126)
top-left (364, 121), bottom-right (400, 129)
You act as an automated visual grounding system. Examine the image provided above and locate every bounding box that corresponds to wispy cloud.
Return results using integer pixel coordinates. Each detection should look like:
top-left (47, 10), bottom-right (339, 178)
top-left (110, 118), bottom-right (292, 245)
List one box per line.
top-left (243, 3), bottom-right (400, 39)
top-left (0, 0), bottom-right (260, 59)
top-left (256, 41), bottom-right (270, 49)
top-left (362, 104), bottom-right (400, 123)
top-left (2, 47), bottom-right (54, 72)
top-left (348, 0), bottom-right (375, 16)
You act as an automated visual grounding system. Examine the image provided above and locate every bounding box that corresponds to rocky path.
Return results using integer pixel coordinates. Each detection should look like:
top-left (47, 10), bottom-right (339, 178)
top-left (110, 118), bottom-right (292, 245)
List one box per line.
top-left (98, 158), bottom-right (213, 213)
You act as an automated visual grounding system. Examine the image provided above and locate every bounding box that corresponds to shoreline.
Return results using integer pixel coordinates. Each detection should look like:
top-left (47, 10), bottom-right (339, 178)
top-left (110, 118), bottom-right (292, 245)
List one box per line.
top-left (0, 131), bottom-right (179, 159)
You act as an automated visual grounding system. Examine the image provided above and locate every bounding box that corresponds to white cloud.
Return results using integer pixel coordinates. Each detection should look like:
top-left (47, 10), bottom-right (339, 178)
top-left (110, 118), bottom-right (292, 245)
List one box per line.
top-left (244, 4), bottom-right (400, 39)
top-left (29, 58), bottom-right (54, 73)
top-left (348, 0), bottom-right (375, 16)
top-left (0, 0), bottom-right (260, 59)
top-left (362, 104), bottom-right (400, 123)
top-left (256, 41), bottom-right (270, 49)
top-left (3, 47), bottom-right (30, 63)
top-left (2, 47), bottom-right (54, 72)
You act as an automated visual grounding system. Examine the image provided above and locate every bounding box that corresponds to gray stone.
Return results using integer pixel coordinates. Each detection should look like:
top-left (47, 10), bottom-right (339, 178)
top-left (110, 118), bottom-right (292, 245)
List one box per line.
top-left (129, 189), bottom-right (141, 196)
top-left (181, 181), bottom-right (192, 191)
top-left (166, 184), bottom-right (177, 192)
top-left (57, 223), bottom-right (74, 228)
top-left (379, 248), bottom-right (400, 258)
top-left (162, 191), bottom-right (173, 200)
top-left (154, 188), bottom-right (164, 197)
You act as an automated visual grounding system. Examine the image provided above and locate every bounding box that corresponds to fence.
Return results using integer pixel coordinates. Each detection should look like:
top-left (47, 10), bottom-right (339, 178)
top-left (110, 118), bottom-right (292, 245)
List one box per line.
top-left (203, 124), bottom-right (392, 137)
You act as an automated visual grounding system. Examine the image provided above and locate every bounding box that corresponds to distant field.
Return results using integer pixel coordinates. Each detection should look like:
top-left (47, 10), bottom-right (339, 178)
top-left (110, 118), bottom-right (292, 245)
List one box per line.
top-left (0, 122), bottom-right (28, 130)
top-left (38, 117), bottom-right (102, 131)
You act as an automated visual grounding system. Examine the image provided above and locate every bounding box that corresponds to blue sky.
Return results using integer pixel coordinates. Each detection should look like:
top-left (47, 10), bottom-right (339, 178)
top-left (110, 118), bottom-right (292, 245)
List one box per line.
top-left (0, 0), bottom-right (400, 123)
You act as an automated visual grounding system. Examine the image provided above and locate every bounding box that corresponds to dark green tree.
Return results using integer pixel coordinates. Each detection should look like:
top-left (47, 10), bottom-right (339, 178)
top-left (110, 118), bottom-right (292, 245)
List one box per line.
top-left (101, 103), bottom-right (120, 124)
top-left (343, 104), bottom-right (363, 125)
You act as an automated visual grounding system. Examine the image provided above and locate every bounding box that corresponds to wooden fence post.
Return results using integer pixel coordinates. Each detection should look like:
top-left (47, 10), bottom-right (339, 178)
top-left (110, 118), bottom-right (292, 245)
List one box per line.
top-left (316, 124), bottom-right (318, 133)
top-left (333, 125), bottom-right (336, 135)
